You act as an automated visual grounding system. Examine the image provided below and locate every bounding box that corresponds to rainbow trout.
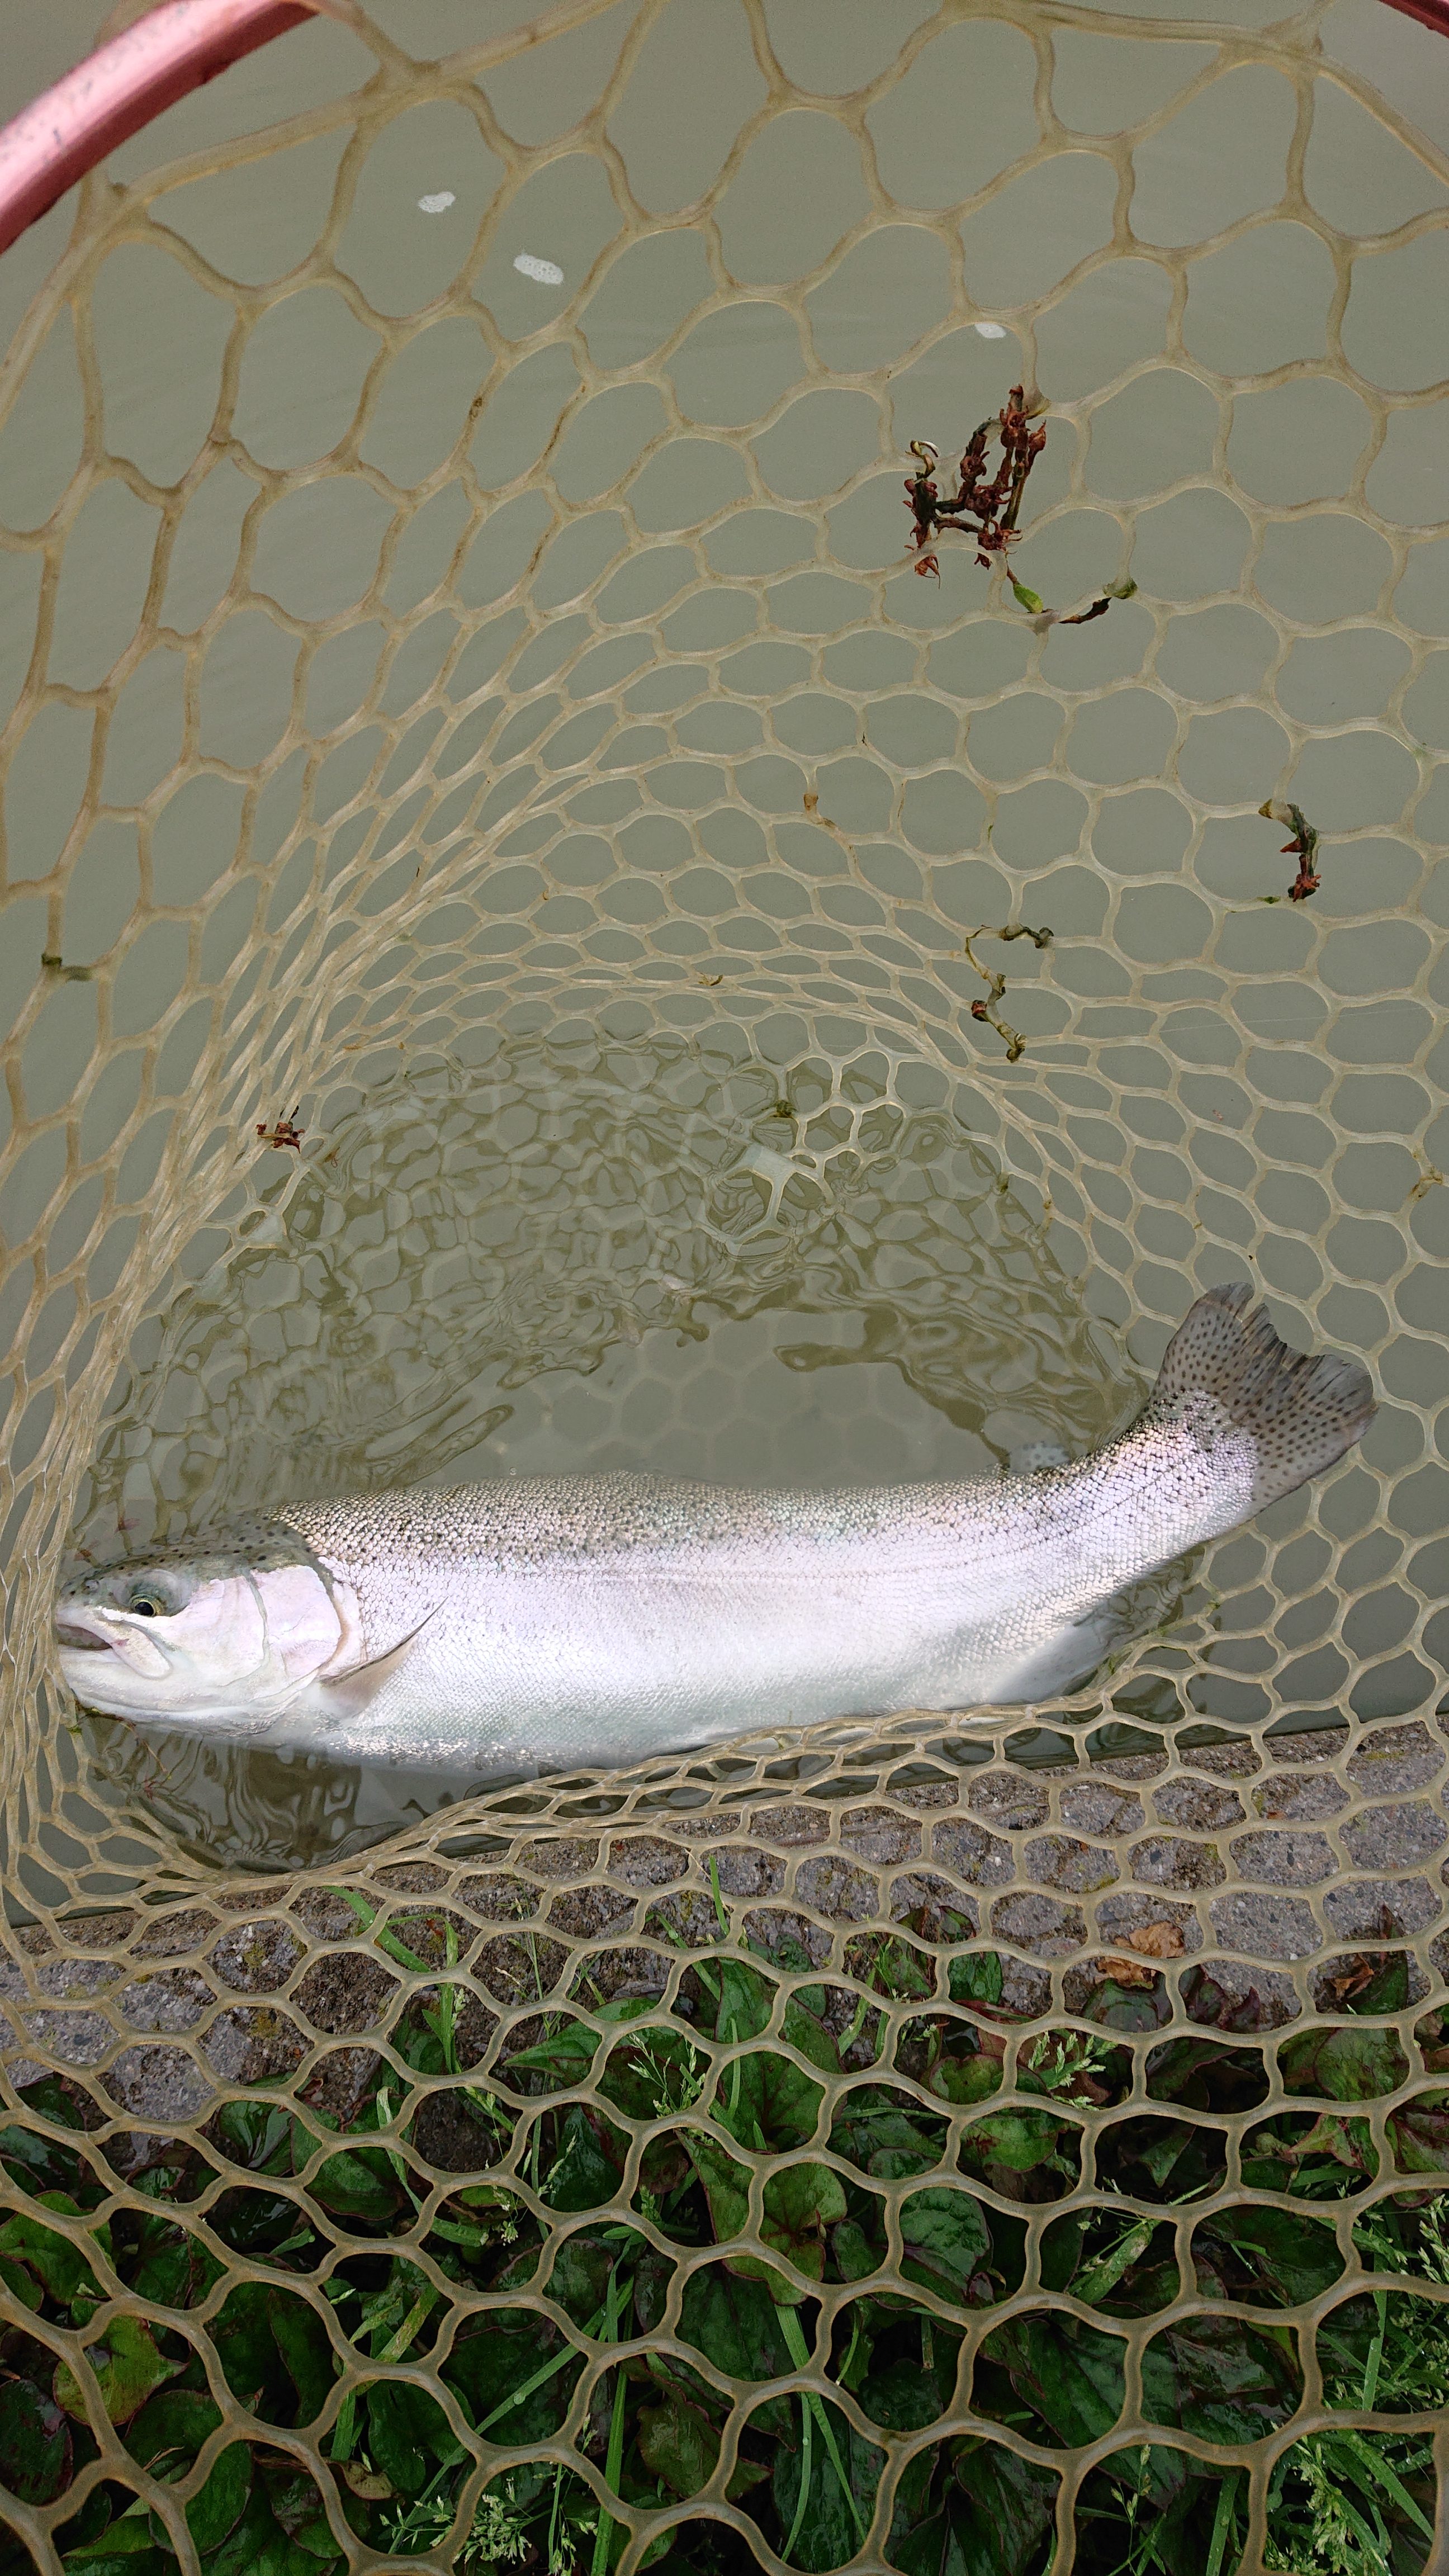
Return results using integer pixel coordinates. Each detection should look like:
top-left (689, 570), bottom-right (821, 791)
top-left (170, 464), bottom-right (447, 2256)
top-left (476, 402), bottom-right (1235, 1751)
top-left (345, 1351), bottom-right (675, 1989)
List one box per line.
top-left (55, 1287), bottom-right (1372, 1771)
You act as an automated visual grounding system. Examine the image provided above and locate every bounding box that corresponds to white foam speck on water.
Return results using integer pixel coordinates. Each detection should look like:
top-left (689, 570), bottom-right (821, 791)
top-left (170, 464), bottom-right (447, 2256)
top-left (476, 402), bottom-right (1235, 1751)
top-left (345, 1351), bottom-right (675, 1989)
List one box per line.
top-left (974, 321), bottom-right (1007, 338)
top-left (514, 252), bottom-right (565, 284)
top-left (417, 191), bottom-right (456, 213)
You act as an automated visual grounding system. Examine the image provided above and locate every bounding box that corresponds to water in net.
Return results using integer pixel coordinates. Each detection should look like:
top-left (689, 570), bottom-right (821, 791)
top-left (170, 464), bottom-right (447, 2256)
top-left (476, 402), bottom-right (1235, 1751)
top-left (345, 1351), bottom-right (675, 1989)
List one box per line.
top-left (0, 3), bottom-right (1447, 2571)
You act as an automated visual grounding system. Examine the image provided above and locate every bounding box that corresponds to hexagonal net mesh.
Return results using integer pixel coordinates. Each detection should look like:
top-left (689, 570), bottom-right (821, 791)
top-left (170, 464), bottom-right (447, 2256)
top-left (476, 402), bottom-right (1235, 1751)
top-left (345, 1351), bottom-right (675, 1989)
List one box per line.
top-left (1, 1), bottom-right (1448, 2569)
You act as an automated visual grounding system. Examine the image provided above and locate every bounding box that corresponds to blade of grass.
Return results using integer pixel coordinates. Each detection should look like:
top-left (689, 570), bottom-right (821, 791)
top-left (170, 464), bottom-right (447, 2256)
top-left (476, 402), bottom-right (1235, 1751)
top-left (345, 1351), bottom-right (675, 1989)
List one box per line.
top-left (782, 2383), bottom-right (814, 2566)
top-left (1361, 2290), bottom-right (1388, 2411)
top-left (1330, 2430), bottom-right (1434, 2540)
top-left (588, 2262), bottom-right (634, 2576)
top-left (479, 2299), bottom-right (607, 2436)
top-left (776, 2301), bottom-right (866, 2545)
top-left (1204, 2471), bottom-right (1237, 2576)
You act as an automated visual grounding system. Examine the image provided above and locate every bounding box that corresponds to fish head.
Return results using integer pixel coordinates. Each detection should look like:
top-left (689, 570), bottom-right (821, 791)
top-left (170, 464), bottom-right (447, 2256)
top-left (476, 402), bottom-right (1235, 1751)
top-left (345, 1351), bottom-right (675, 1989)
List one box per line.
top-left (54, 1520), bottom-right (351, 1726)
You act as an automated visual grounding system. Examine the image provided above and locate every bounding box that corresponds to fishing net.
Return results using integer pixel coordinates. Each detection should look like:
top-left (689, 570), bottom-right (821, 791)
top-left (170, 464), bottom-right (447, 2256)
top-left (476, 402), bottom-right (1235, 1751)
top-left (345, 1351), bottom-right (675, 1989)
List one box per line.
top-left (1, 0), bottom-right (1448, 2566)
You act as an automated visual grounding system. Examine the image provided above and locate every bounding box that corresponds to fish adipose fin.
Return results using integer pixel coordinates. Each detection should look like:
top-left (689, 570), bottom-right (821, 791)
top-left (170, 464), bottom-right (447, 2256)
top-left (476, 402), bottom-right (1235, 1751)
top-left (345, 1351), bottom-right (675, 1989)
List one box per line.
top-left (1148, 1282), bottom-right (1375, 1510)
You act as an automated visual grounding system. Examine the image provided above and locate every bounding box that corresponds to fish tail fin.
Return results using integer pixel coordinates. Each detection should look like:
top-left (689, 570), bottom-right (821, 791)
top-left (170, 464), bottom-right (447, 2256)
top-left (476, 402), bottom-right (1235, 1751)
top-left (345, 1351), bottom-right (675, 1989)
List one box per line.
top-left (1149, 1282), bottom-right (1375, 1509)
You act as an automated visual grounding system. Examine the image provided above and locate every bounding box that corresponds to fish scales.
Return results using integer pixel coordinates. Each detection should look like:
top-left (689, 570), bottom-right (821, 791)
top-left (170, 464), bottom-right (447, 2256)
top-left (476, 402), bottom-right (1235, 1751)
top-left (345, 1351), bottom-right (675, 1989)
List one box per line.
top-left (54, 1286), bottom-right (1376, 1773)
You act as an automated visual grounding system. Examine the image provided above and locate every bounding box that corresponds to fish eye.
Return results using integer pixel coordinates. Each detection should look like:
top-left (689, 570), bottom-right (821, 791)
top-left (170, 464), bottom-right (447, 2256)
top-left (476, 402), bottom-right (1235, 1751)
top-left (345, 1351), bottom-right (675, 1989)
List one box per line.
top-left (127, 1586), bottom-right (170, 1618)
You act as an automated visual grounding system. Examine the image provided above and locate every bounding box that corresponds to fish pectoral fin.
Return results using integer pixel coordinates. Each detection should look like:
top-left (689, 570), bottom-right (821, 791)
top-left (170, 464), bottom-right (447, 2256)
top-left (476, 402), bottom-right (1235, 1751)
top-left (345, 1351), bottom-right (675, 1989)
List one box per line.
top-left (996, 1610), bottom-right (1117, 1705)
top-left (303, 1611), bottom-right (436, 1724)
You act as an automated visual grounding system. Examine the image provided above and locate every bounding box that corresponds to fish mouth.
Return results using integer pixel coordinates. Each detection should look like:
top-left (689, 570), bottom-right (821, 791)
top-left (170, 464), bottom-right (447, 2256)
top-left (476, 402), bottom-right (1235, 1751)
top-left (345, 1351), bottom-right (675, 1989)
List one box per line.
top-left (55, 1620), bottom-right (115, 1652)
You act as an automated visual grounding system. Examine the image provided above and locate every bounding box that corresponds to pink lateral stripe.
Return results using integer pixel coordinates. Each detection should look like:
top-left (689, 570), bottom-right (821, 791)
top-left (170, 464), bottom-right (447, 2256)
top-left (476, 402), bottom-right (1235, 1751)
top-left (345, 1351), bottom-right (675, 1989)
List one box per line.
top-left (0, 0), bottom-right (317, 261)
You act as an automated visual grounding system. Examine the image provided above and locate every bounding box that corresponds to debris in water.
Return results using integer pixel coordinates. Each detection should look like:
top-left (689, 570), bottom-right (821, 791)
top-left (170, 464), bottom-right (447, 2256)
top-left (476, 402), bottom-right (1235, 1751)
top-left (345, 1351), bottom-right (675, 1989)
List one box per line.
top-left (255, 1106), bottom-right (305, 1150)
top-left (962, 921), bottom-right (1053, 1064)
top-left (1257, 799), bottom-right (1322, 903)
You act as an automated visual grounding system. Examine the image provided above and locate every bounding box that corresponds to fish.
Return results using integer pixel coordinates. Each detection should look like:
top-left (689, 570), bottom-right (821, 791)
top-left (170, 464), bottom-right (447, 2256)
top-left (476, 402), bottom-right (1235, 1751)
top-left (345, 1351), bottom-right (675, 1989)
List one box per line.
top-left (54, 1285), bottom-right (1374, 1773)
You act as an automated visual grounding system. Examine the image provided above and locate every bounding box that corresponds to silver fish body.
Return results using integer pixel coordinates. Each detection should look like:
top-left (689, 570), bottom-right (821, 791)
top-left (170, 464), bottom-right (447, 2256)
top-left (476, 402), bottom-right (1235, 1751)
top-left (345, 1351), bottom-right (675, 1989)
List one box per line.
top-left (54, 1287), bottom-right (1375, 1772)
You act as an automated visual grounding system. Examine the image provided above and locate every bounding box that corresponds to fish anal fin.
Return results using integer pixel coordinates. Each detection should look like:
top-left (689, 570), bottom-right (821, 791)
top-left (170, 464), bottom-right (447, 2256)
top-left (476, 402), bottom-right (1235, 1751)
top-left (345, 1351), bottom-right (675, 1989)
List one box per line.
top-left (304, 1612), bottom-right (434, 1723)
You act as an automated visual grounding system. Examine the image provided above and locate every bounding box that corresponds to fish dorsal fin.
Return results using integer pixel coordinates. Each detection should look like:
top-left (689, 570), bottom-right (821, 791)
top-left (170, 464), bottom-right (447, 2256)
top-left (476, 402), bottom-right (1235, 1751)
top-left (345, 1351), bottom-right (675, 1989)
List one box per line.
top-left (305, 1611), bottom-right (435, 1724)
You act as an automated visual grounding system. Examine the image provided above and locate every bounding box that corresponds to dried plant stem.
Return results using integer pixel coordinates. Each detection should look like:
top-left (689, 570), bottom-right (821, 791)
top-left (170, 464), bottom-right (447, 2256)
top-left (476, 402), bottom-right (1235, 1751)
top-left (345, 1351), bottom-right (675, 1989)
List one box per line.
top-left (962, 921), bottom-right (1054, 1063)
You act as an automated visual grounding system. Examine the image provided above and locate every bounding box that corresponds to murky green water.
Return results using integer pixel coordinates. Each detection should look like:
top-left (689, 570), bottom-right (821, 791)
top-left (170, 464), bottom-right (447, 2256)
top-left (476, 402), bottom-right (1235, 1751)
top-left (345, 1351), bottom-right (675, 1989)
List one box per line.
top-left (69, 1029), bottom-right (1164, 1866)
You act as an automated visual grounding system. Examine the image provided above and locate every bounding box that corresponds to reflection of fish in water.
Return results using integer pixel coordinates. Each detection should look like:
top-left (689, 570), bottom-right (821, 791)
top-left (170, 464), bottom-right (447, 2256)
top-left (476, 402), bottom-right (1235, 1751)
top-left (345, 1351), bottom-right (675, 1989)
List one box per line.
top-left (56, 1287), bottom-right (1373, 1774)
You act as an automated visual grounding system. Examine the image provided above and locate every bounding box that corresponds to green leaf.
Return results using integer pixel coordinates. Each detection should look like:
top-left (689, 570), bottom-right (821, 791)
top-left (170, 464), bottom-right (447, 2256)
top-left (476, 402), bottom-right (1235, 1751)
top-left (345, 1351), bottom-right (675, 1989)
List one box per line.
top-left (538, 2104), bottom-right (628, 2211)
top-left (1347, 1955), bottom-right (1410, 2015)
top-left (363, 2380), bottom-right (462, 2499)
top-left (0, 2378), bottom-right (72, 2503)
top-left (213, 2279), bottom-right (295, 2423)
top-left (0, 2201), bottom-right (98, 2309)
top-left (1390, 2091), bottom-right (1449, 2174)
top-left (1142, 2314), bottom-right (1301, 2441)
top-left (1010, 577), bottom-right (1045, 613)
top-left (714, 2051), bottom-right (824, 2153)
top-left (1191, 2206), bottom-right (1343, 2309)
top-left (1145, 2038), bottom-right (1267, 2112)
top-left (0, 2252), bottom-right (42, 2312)
top-left (891, 2435), bottom-right (1059, 2576)
top-left (444, 2308), bottom-right (583, 2442)
top-left (55, 2315), bottom-right (176, 2426)
top-left (637, 2387), bottom-right (721, 2498)
top-left (926, 2052), bottom-right (1003, 2106)
top-left (861, 2354), bottom-right (953, 2432)
top-left (960, 2106), bottom-right (1079, 2179)
top-left (598, 2025), bottom-right (707, 2122)
top-left (899, 2187), bottom-right (992, 2305)
top-left (711, 1958), bottom-right (775, 2046)
top-left (499, 2019), bottom-right (600, 2089)
top-left (61, 2525), bottom-right (167, 2576)
top-left (126, 2388), bottom-right (221, 2469)
top-left (953, 2437), bottom-right (1059, 2576)
top-left (186, 2442), bottom-right (253, 2553)
top-left (831, 2219), bottom-right (881, 2284)
top-left (270, 2287), bottom-right (337, 2425)
top-left (783, 1996), bottom-right (846, 2076)
top-left (977, 2312), bottom-right (1125, 2446)
top-left (828, 2091), bottom-right (946, 2180)
top-left (200, 2482), bottom-right (296, 2576)
top-left (546, 2228), bottom-right (617, 2331)
top-left (307, 2146), bottom-right (399, 2224)
top-left (127, 2218), bottom-right (222, 2312)
top-left (211, 2101), bottom-right (296, 2176)
top-left (678, 2262), bottom-right (796, 2379)
top-left (684, 2131), bottom-right (751, 2246)
top-left (1278, 2024), bottom-right (1408, 2103)
top-left (760, 2162), bottom-right (849, 2285)
top-left (948, 1953), bottom-right (1004, 2010)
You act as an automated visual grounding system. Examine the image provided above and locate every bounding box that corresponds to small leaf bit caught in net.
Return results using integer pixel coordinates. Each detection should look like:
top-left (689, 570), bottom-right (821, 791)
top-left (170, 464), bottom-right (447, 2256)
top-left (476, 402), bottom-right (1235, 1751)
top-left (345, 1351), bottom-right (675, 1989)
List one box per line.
top-left (255, 1107), bottom-right (305, 1152)
top-left (904, 385), bottom-right (1048, 580)
top-left (1258, 801), bottom-right (1323, 903)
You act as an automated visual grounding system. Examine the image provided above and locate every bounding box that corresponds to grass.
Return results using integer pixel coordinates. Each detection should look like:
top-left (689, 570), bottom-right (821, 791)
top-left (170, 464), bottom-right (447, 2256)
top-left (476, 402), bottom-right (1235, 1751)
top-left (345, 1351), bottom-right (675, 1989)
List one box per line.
top-left (0, 1897), bottom-right (1445, 2576)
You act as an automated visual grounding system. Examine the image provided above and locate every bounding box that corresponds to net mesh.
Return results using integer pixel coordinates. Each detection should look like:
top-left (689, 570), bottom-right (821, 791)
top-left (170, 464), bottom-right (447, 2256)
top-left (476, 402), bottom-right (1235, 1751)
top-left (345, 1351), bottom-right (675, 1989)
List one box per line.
top-left (1, 0), bottom-right (1448, 2566)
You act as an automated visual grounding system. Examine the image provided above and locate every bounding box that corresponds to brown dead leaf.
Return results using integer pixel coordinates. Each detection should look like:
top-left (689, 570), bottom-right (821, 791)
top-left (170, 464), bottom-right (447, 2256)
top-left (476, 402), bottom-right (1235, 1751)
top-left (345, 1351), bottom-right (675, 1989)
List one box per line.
top-left (1125, 1920), bottom-right (1185, 1961)
top-left (1096, 1955), bottom-right (1157, 1990)
top-left (342, 2465), bottom-right (395, 2501)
